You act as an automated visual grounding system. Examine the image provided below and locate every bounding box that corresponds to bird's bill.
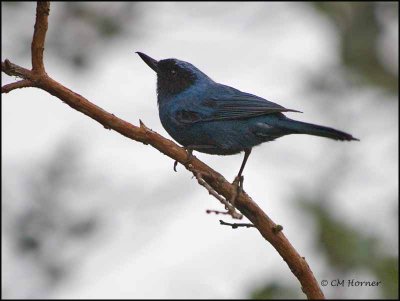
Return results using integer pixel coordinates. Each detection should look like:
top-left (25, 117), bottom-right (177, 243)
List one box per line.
top-left (136, 52), bottom-right (159, 72)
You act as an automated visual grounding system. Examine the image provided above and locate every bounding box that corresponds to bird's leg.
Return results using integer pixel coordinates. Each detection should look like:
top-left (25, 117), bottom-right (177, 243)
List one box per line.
top-left (230, 148), bottom-right (252, 206)
top-left (236, 148), bottom-right (252, 189)
top-left (173, 145), bottom-right (216, 172)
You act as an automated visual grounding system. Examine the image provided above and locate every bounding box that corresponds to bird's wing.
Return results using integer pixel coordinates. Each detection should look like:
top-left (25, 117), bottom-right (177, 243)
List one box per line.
top-left (176, 88), bottom-right (301, 124)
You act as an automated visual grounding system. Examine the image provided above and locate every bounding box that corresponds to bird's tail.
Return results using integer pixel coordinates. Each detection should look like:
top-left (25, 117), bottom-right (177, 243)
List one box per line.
top-left (277, 118), bottom-right (359, 141)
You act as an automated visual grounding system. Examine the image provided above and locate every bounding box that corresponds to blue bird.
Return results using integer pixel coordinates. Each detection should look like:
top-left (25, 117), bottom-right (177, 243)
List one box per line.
top-left (137, 52), bottom-right (359, 193)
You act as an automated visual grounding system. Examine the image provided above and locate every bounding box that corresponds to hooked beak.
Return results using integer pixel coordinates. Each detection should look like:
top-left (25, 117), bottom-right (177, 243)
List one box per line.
top-left (136, 52), bottom-right (159, 72)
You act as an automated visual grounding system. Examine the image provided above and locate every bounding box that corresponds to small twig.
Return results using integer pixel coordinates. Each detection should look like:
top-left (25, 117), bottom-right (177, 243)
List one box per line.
top-left (206, 209), bottom-right (231, 215)
top-left (139, 119), bottom-right (149, 130)
top-left (1, 79), bottom-right (32, 94)
top-left (1, 59), bottom-right (33, 79)
top-left (219, 219), bottom-right (255, 229)
top-left (193, 171), bottom-right (243, 219)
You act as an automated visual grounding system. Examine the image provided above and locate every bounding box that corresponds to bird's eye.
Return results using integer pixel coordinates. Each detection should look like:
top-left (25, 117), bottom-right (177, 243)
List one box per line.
top-left (171, 70), bottom-right (177, 75)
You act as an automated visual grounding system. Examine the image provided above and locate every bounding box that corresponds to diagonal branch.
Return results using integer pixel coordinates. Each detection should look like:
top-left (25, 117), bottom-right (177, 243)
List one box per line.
top-left (1, 2), bottom-right (325, 299)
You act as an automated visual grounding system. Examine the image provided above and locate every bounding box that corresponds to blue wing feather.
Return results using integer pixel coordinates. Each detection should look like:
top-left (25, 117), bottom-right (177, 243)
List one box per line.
top-left (176, 84), bottom-right (301, 124)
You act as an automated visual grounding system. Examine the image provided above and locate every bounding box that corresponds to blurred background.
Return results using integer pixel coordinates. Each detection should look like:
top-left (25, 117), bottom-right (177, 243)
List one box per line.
top-left (1, 2), bottom-right (398, 299)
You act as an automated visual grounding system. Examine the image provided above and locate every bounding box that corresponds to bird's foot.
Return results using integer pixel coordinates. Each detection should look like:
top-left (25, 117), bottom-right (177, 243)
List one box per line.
top-left (230, 175), bottom-right (244, 207)
top-left (173, 147), bottom-right (194, 172)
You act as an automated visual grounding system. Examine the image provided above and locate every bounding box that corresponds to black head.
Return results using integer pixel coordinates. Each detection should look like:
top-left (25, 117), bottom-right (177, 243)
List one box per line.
top-left (137, 52), bottom-right (204, 99)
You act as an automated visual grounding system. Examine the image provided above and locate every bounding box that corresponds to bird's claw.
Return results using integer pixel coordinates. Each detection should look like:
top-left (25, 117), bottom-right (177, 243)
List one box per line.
top-left (230, 175), bottom-right (244, 207)
top-left (173, 147), bottom-right (194, 172)
top-left (234, 175), bottom-right (244, 190)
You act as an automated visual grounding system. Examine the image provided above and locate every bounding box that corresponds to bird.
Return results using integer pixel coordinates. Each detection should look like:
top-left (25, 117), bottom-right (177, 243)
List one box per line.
top-left (137, 52), bottom-right (359, 196)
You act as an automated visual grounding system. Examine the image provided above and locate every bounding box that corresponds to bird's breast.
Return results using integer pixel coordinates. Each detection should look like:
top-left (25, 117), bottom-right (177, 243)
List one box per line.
top-left (158, 104), bottom-right (191, 144)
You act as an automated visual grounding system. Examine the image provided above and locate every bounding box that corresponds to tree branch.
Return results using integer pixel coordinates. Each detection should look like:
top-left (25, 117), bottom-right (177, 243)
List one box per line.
top-left (1, 79), bottom-right (33, 94)
top-left (31, 1), bottom-right (50, 74)
top-left (1, 2), bottom-right (325, 299)
top-left (2, 59), bottom-right (33, 80)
